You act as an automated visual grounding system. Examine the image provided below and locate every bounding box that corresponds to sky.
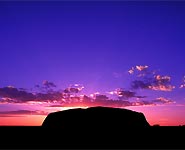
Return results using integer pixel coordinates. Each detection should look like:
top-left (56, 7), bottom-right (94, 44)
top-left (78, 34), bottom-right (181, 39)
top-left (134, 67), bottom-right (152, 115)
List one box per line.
top-left (0, 1), bottom-right (185, 126)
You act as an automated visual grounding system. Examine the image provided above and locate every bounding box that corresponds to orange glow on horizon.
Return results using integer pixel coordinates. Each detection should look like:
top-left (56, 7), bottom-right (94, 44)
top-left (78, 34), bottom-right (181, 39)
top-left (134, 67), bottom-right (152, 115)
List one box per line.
top-left (0, 115), bottom-right (46, 126)
top-left (125, 105), bottom-right (185, 126)
top-left (0, 105), bottom-right (184, 126)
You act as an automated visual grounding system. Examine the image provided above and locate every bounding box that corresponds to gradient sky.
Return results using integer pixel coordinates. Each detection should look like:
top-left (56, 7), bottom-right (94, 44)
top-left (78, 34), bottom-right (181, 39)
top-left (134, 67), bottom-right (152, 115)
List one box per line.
top-left (0, 1), bottom-right (185, 126)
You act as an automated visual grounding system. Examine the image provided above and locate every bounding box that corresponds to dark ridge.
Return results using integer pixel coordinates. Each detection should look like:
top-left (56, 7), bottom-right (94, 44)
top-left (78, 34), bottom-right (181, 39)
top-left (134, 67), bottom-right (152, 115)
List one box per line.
top-left (42, 106), bottom-right (150, 129)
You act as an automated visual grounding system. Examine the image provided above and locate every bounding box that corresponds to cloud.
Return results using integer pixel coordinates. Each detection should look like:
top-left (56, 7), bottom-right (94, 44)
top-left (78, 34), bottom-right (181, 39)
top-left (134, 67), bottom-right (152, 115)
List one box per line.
top-left (128, 65), bottom-right (149, 75)
top-left (149, 75), bottom-right (175, 91)
top-left (89, 92), bottom-right (100, 99)
top-left (129, 65), bottom-right (175, 91)
top-left (148, 85), bottom-right (175, 91)
top-left (114, 88), bottom-right (136, 100)
top-left (64, 84), bottom-right (84, 94)
top-left (58, 94), bottom-right (163, 108)
top-left (34, 80), bottom-right (57, 93)
top-left (60, 94), bottom-right (134, 108)
top-left (180, 76), bottom-right (185, 88)
top-left (153, 97), bottom-right (175, 104)
top-left (0, 81), bottom-right (87, 104)
top-left (0, 86), bottom-right (36, 102)
top-left (108, 88), bottom-right (135, 99)
top-left (136, 65), bottom-right (149, 71)
top-left (35, 92), bottom-right (63, 102)
top-left (0, 110), bottom-right (48, 117)
top-left (131, 74), bottom-right (175, 92)
top-left (0, 75), bottom-right (176, 109)
top-left (42, 80), bottom-right (56, 88)
top-left (128, 67), bottom-right (135, 74)
top-left (180, 85), bottom-right (185, 88)
top-left (107, 88), bottom-right (146, 100)
top-left (39, 90), bottom-right (148, 108)
top-left (95, 94), bottom-right (109, 101)
top-left (62, 84), bottom-right (84, 101)
top-left (0, 86), bottom-right (64, 104)
top-left (61, 93), bottom-right (132, 107)
top-left (0, 83), bottom-right (84, 104)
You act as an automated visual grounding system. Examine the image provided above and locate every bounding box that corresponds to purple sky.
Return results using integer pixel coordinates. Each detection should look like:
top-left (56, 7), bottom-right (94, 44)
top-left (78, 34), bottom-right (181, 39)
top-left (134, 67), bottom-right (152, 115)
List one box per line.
top-left (0, 1), bottom-right (185, 125)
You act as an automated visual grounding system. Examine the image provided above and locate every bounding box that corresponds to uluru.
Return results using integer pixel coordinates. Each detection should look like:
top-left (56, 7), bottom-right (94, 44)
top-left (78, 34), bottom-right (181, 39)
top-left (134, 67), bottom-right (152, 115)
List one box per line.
top-left (42, 106), bottom-right (150, 128)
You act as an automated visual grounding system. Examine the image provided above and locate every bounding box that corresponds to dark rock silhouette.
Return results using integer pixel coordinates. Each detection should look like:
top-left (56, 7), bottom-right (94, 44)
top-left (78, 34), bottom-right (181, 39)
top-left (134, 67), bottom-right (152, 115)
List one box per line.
top-left (42, 106), bottom-right (150, 128)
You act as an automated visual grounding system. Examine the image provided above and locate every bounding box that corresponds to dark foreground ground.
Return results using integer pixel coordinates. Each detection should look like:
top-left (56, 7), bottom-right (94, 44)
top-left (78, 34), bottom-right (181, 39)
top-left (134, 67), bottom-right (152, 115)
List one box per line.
top-left (0, 126), bottom-right (185, 149)
top-left (0, 107), bottom-right (184, 149)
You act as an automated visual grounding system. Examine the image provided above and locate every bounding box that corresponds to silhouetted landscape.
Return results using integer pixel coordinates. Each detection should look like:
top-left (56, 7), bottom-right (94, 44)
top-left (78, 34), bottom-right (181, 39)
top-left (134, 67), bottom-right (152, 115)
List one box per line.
top-left (0, 106), bottom-right (185, 149)
top-left (42, 106), bottom-right (150, 128)
top-left (1, 1), bottom-right (185, 149)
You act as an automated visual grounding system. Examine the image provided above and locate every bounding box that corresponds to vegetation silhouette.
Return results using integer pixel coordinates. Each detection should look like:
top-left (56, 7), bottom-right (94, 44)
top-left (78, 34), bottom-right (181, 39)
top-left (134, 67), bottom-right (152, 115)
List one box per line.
top-left (42, 106), bottom-right (150, 129)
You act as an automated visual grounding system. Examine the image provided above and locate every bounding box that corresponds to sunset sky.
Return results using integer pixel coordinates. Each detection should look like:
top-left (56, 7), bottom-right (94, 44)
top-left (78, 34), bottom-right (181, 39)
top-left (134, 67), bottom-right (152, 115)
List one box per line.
top-left (0, 1), bottom-right (185, 126)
